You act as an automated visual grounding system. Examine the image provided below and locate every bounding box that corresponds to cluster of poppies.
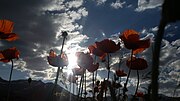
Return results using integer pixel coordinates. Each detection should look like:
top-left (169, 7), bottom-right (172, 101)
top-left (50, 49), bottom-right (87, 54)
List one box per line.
top-left (47, 28), bottom-right (150, 99)
top-left (0, 19), bottom-right (150, 100)
top-left (0, 20), bottom-right (20, 62)
top-left (0, 19), bottom-right (20, 101)
top-left (120, 29), bottom-right (150, 97)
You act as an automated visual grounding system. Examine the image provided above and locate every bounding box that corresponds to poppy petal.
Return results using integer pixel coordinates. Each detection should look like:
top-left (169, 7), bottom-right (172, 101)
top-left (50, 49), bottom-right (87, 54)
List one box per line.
top-left (0, 20), bottom-right (14, 33)
top-left (88, 44), bottom-right (107, 60)
top-left (0, 47), bottom-right (20, 63)
top-left (87, 63), bottom-right (99, 73)
top-left (126, 57), bottom-right (148, 70)
top-left (95, 39), bottom-right (120, 53)
top-left (120, 29), bottom-right (150, 54)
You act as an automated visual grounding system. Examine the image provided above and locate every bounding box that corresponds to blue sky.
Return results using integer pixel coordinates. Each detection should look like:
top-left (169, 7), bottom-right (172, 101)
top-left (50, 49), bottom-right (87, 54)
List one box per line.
top-left (0, 0), bottom-right (179, 97)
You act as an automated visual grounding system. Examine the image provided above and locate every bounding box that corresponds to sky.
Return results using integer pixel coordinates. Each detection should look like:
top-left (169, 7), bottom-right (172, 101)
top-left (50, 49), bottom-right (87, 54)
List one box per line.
top-left (0, 0), bottom-right (180, 97)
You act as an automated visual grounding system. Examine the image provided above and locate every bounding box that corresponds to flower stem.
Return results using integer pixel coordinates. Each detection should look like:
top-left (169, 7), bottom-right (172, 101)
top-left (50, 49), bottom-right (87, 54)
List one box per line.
top-left (7, 59), bottom-right (13, 101)
top-left (77, 75), bottom-right (83, 100)
top-left (93, 56), bottom-right (97, 99)
top-left (134, 70), bottom-right (139, 96)
top-left (105, 54), bottom-right (110, 100)
top-left (84, 70), bottom-right (87, 100)
top-left (107, 54), bottom-right (110, 80)
top-left (123, 50), bottom-right (133, 96)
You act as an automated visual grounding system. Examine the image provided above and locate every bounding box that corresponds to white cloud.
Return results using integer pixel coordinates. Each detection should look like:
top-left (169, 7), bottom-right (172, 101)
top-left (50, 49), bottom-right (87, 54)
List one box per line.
top-left (0, 0), bottom-right (90, 82)
top-left (110, 0), bottom-right (126, 9)
top-left (65, 0), bottom-right (83, 8)
top-left (78, 7), bottom-right (88, 17)
top-left (96, 0), bottom-right (107, 5)
top-left (135, 0), bottom-right (164, 12)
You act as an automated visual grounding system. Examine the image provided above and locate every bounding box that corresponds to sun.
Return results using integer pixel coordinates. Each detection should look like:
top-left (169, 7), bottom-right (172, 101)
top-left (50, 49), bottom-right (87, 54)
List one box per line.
top-left (62, 52), bottom-right (77, 75)
top-left (67, 53), bottom-right (77, 68)
top-left (63, 52), bottom-right (77, 75)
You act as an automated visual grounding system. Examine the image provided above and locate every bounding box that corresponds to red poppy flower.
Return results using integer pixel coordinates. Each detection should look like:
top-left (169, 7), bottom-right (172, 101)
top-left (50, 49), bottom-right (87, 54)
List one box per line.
top-left (0, 20), bottom-right (19, 41)
top-left (112, 81), bottom-right (122, 89)
top-left (47, 50), bottom-right (68, 67)
top-left (76, 52), bottom-right (99, 73)
top-left (72, 67), bottom-right (85, 76)
top-left (116, 69), bottom-right (127, 77)
top-left (88, 44), bottom-right (107, 60)
top-left (0, 47), bottom-right (20, 63)
top-left (87, 63), bottom-right (99, 73)
top-left (68, 75), bottom-right (78, 83)
top-left (95, 39), bottom-right (120, 53)
top-left (136, 91), bottom-right (144, 97)
top-left (126, 57), bottom-right (148, 70)
top-left (120, 29), bottom-right (150, 54)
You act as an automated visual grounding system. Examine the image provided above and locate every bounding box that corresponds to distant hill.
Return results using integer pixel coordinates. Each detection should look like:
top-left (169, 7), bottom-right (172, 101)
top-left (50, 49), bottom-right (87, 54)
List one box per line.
top-left (0, 77), bottom-right (179, 101)
top-left (0, 77), bottom-right (77, 101)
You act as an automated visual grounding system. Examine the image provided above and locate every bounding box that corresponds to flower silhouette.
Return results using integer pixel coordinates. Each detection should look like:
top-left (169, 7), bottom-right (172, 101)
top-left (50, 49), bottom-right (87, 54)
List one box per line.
top-left (88, 44), bottom-right (107, 61)
top-left (47, 49), bottom-right (68, 67)
top-left (116, 69), bottom-right (127, 77)
top-left (120, 29), bottom-right (150, 54)
top-left (126, 56), bottom-right (148, 70)
top-left (136, 91), bottom-right (144, 97)
top-left (126, 56), bottom-right (148, 96)
top-left (0, 47), bottom-right (20, 63)
top-left (76, 52), bottom-right (99, 73)
top-left (0, 47), bottom-right (20, 101)
top-left (95, 39), bottom-right (120, 53)
top-left (0, 20), bottom-right (19, 41)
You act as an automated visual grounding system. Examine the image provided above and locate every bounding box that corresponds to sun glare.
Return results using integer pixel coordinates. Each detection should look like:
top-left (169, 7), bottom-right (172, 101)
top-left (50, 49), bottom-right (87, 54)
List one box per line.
top-left (63, 52), bottom-right (77, 75)
top-left (67, 53), bottom-right (77, 68)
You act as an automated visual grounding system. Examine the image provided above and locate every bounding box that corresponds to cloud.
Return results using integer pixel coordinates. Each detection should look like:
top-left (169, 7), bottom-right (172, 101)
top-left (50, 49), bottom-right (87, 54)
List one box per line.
top-left (95, 0), bottom-right (107, 5)
top-left (110, 0), bottom-right (126, 9)
top-left (135, 0), bottom-right (164, 12)
top-left (0, 0), bottom-right (179, 97)
top-left (0, 0), bottom-right (88, 80)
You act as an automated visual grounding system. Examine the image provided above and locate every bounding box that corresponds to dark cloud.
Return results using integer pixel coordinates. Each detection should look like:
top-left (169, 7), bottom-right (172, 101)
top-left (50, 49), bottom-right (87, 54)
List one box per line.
top-left (0, 0), bottom-right (87, 73)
